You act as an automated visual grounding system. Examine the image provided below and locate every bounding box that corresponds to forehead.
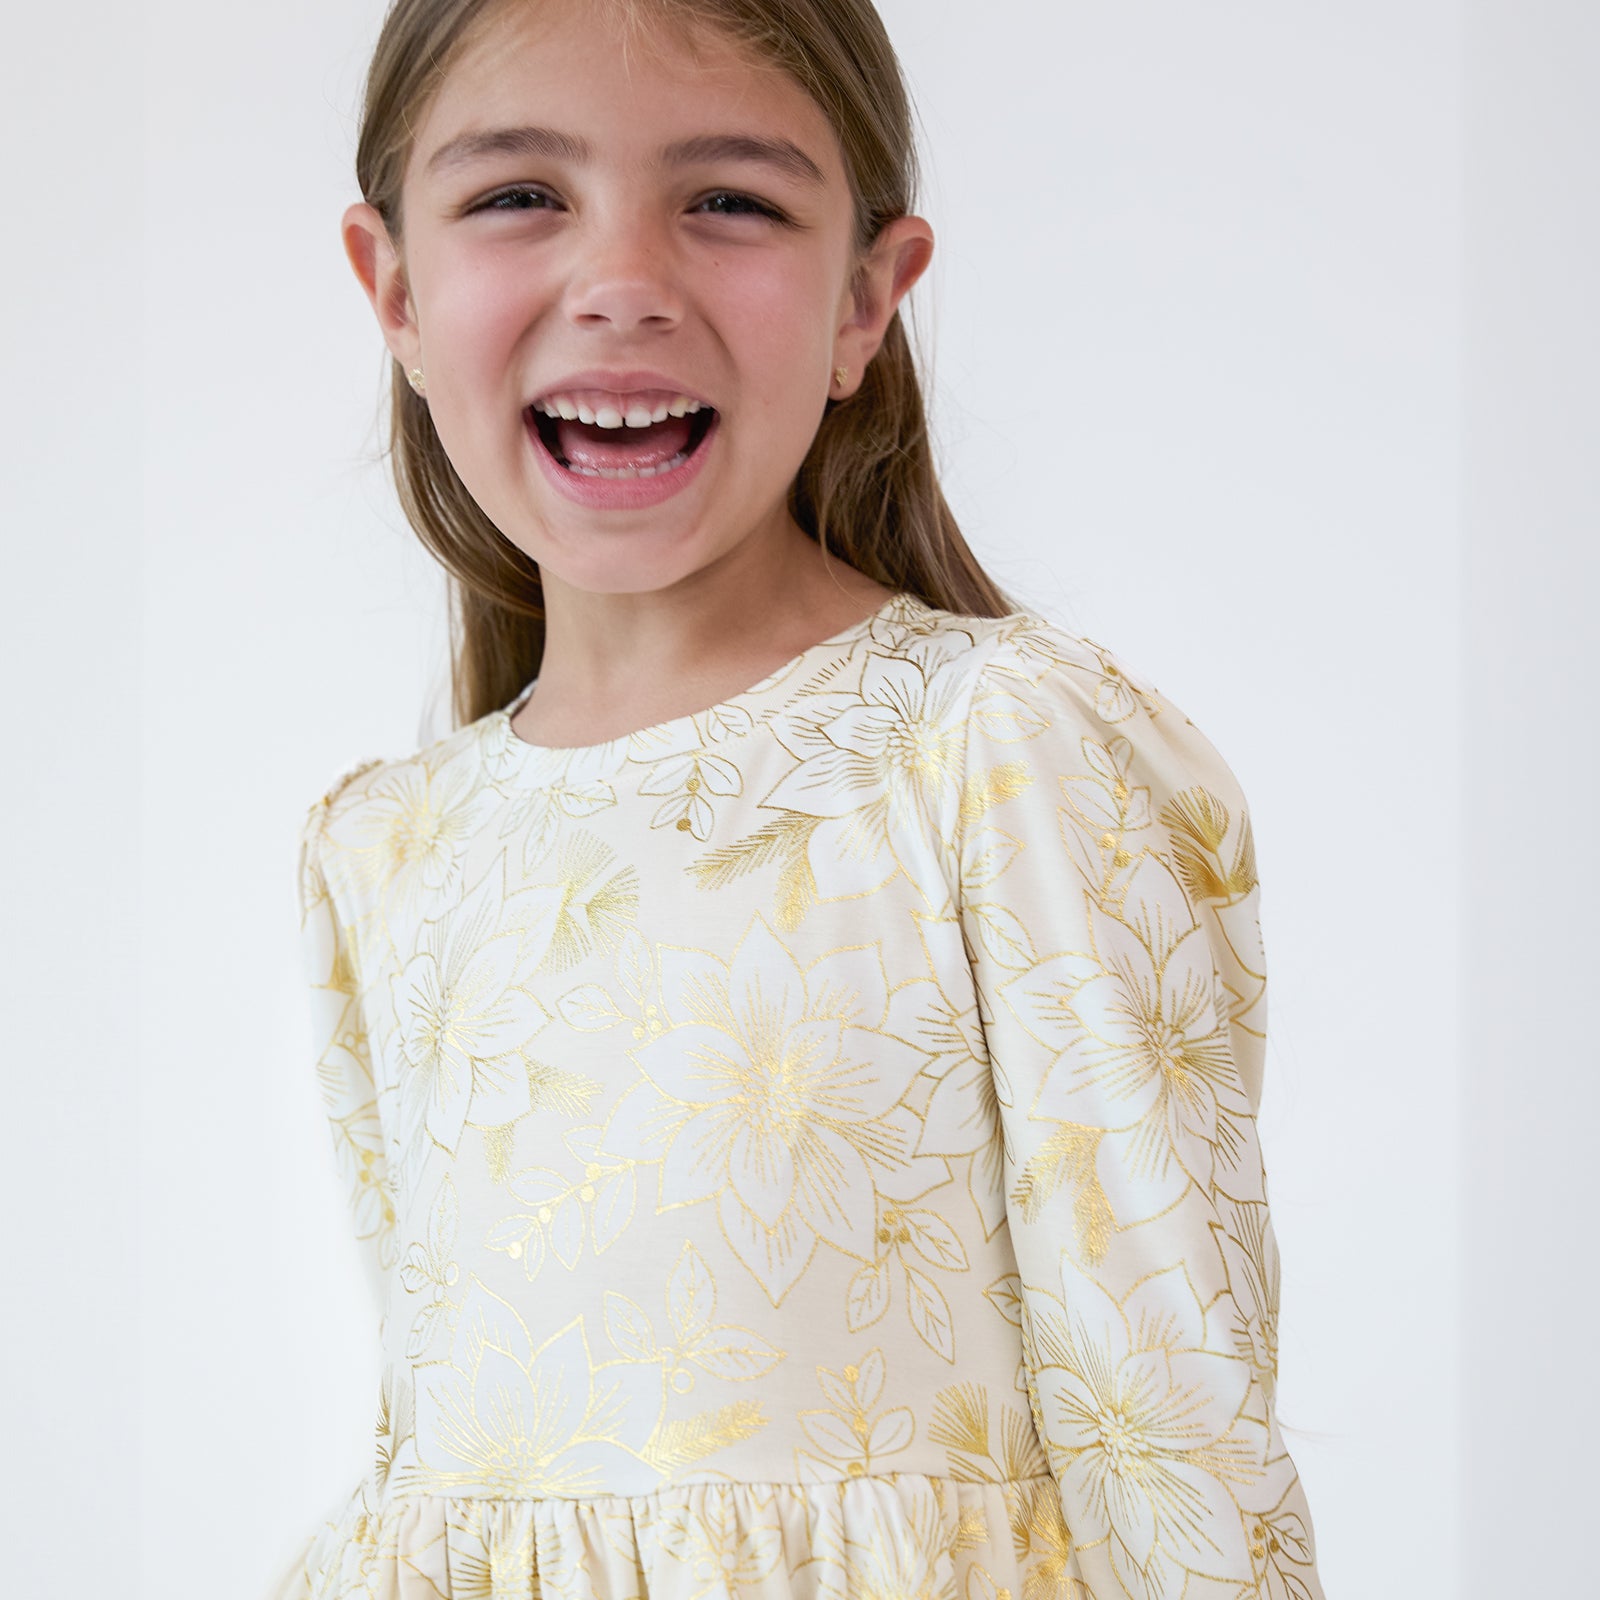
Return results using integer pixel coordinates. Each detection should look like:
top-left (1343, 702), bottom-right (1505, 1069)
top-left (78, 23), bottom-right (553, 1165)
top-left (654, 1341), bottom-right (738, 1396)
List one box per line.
top-left (411, 0), bottom-right (846, 188)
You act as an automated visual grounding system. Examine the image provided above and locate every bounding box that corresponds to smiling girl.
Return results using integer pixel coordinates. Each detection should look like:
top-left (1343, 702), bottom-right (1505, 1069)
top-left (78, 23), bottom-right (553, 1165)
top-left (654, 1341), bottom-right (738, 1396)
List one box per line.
top-left (272, 2), bottom-right (1324, 1597)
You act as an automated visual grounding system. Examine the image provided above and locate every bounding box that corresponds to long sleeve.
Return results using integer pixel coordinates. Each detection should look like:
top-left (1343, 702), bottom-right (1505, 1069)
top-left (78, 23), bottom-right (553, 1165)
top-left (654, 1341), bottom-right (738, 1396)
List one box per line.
top-left (296, 767), bottom-right (397, 1326)
top-left (953, 621), bottom-right (1322, 1600)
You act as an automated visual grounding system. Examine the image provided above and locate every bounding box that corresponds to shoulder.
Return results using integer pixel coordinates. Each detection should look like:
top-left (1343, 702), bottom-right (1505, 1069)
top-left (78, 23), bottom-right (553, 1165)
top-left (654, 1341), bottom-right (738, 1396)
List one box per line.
top-left (296, 754), bottom-right (392, 913)
top-left (902, 599), bottom-right (1251, 818)
top-left (299, 754), bottom-right (392, 852)
top-left (895, 597), bottom-right (1171, 729)
top-left (295, 712), bottom-right (497, 895)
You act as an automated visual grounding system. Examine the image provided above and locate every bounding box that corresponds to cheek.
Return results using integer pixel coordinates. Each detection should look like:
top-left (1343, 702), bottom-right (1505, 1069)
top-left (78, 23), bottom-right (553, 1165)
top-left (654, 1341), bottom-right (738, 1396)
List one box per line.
top-left (713, 252), bottom-right (839, 383)
top-left (419, 247), bottom-right (547, 385)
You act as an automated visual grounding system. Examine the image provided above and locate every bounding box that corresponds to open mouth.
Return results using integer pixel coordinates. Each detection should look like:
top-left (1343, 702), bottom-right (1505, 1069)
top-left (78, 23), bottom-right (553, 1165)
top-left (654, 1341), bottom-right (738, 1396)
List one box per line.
top-left (529, 403), bottom-right (718, 480)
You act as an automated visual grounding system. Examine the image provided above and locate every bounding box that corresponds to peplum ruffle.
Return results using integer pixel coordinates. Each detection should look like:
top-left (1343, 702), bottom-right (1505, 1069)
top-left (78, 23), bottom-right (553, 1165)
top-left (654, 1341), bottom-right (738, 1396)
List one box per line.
top-left (266, 1471), bottom-right (1076, 1600)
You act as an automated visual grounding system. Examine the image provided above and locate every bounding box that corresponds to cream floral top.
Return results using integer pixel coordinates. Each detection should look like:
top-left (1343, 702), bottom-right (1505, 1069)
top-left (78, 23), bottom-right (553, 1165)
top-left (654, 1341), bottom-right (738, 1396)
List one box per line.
top-left (266, 592), bottom-right (1322, 1600)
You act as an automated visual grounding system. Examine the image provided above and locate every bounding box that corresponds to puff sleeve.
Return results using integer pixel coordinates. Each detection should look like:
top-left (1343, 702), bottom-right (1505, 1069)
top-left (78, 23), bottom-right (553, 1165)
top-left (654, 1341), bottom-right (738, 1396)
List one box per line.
top-left (296, 765), bottom-right (397, 1325)
top-left (953, 622), bottom-right (1322, 1600)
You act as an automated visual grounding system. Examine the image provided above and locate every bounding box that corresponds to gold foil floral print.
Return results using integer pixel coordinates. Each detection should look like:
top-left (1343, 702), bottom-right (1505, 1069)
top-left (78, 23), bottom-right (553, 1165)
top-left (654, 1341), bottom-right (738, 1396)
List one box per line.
top-left (277, 595), bottom-right (1319, 1600)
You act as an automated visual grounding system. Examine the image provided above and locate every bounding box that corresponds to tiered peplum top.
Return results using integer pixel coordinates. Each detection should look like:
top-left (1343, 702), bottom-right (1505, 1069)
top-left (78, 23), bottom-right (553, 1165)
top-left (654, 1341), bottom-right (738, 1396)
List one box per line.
top-left (266, 593), bottom-right (1322, 1600)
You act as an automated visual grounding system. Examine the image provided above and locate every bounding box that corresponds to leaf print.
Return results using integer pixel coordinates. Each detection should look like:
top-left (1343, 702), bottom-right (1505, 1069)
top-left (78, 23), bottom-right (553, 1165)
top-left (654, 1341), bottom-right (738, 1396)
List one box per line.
top-left (1060, 737), bottom-right (1152, 838)
top-left (492, 1152), bottom-right (634, 1281)
top-left (688, 1336), bottom-right (785, 1383)
top-left (507, 1166), bottom-right (567, 1206)
top-left (960, 826), bottom-right (1025, 894)
top-left (544, 831), bottom-right (641, 972)
top-left (686, 814), bottom-right (815, 891)
top-left (637, 750), bottom-right (741, 800)
top-left (371, 1360), bottom-right (415, 1495)
top-left (646, 1399), bottom-right (766, 1471)
top-left (1247, 1482), bottom-right (1319, 1600)
top-left (865, 1405), bottom-right (916, 1456)
top-left (902, 1261), bottom-right (956, 1362)
top-left (405, 1296), bottom-right (454, 1361)
top-left (617, 928), bottom-right (655, 1009)
top-left (929, 1383), bottom-right (989, 1459)
top-left (929, 1381), bottom-right (1048, 1488)
top-left (984, 1273), bottom-right (1024, 1328)
top-left (639, 747), bottom-right (743, 841)
top-left (971, 689), bottom-right (1050, 744)
top-left (1160, 784), bottom-right (1229, 854)
top-left (667, 1241), bottom-right (719, 1341)
top-left (525, 1058), bottom-right (602, 1116)
top-left (774, 838), bottom-right (821, 934)
top-left (854, 1348), bottom-right (887, 1409)
top-left (702, 701), bottom-right (757, 745)
top-left (998, 1406), bottom-right (1048, 1481)
top-left (484, 1211), bottom-right (546, 1279)
top-left (589, 1168), bottom-right (635, 1253)
top-left (548, 1197), bottom-right (585, 1270)
top-left (1161, 786), bottom-right (1260, 909)
top-left (603, 1292), bottom-right (658, 1360)
top-left (557, 985), bottom-right (627, 1031)
top-left (798, 1407), bottom-right (864, 1461)
top-left (845, 1256), bottom-right (891, 1331)
top-left (966, 901), bottom-right (1035, 972)
top-left (900, 1208), bottom-right (970, 1272)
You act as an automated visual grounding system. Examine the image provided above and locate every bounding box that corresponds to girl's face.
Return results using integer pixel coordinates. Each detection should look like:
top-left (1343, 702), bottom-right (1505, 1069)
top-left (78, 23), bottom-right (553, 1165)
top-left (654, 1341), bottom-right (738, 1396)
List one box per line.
top-left (343, 0), bottom-right (930, 601)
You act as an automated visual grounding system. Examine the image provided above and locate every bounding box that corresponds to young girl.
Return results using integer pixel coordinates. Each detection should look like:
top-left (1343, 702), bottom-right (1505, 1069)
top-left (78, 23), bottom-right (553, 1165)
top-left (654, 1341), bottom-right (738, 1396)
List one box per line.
top-left (271, 1), bottom-right (1324, 1596)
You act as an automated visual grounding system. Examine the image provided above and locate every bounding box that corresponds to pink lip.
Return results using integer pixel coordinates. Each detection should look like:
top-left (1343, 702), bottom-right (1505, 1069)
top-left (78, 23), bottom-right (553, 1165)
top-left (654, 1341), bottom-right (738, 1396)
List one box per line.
top-left (529, 368), bottom-right (714, 406)
top-left (528, 407), bottom-right (719, 511)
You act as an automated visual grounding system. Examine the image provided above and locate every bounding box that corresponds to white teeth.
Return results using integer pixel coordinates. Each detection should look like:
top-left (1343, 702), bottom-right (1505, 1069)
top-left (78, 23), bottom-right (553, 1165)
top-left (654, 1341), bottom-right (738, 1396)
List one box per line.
top-left (564, 448), bottom-right (690, 480)
top-left (534, 393), bottom-right (705, 427)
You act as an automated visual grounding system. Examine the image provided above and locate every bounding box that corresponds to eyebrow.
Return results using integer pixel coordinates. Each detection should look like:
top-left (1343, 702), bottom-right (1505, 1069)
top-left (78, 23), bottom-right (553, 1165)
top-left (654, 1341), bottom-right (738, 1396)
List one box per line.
top-left (424, 125), bottom-right (827, 189)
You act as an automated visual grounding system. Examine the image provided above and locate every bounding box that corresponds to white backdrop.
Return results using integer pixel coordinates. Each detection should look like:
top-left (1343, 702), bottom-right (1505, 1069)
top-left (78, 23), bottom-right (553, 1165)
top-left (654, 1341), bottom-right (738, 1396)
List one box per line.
top-left (2, 3), bottom-right (1593, 1597)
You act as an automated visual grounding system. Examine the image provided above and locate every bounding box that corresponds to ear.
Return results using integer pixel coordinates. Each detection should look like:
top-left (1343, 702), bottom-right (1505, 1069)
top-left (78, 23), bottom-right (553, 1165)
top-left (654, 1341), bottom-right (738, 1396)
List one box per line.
top-left (832, 215), bottom-right (935, 394)
top-left (341, 201), bottom-right (422, 373)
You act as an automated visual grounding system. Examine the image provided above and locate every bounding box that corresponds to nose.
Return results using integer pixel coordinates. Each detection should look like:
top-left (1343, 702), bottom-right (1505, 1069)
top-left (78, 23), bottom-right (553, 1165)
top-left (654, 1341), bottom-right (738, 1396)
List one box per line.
top-left (564, 207), bottom-right (684, 334)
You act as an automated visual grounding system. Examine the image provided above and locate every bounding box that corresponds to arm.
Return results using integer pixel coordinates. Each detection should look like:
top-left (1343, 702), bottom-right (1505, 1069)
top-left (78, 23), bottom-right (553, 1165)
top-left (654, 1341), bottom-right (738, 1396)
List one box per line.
top-left (297, 769), bottom-right (396, 1325)
top-left (954, 622), bottom-right (1322, 1600)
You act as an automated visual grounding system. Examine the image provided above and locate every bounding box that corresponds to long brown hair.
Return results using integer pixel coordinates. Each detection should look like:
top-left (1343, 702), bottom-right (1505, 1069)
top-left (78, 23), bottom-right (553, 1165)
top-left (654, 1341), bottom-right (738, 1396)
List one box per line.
top-left (353, 0), bottom-right (1017, 730)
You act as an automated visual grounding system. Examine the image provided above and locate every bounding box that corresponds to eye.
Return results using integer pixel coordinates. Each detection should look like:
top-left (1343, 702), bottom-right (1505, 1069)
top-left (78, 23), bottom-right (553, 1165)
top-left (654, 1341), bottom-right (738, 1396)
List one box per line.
top-left (463, 186), bottom-right (788, 223)
top-left (472, 185), bottom-right (558, 214)
top-left (696, 191), bottom-right (787, 222)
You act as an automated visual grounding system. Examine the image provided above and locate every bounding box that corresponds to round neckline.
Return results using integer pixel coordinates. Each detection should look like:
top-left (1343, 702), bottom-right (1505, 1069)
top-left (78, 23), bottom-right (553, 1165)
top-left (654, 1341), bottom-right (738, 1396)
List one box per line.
top-left (490, 590), bottom-right (918, 759)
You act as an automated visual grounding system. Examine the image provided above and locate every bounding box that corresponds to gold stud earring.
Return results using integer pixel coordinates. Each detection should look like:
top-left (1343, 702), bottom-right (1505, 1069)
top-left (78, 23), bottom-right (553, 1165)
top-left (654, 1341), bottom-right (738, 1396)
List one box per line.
top-left (834, 365), bottom-right (849, 389)
top-left (407, 366), bottom-right (427, 396)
